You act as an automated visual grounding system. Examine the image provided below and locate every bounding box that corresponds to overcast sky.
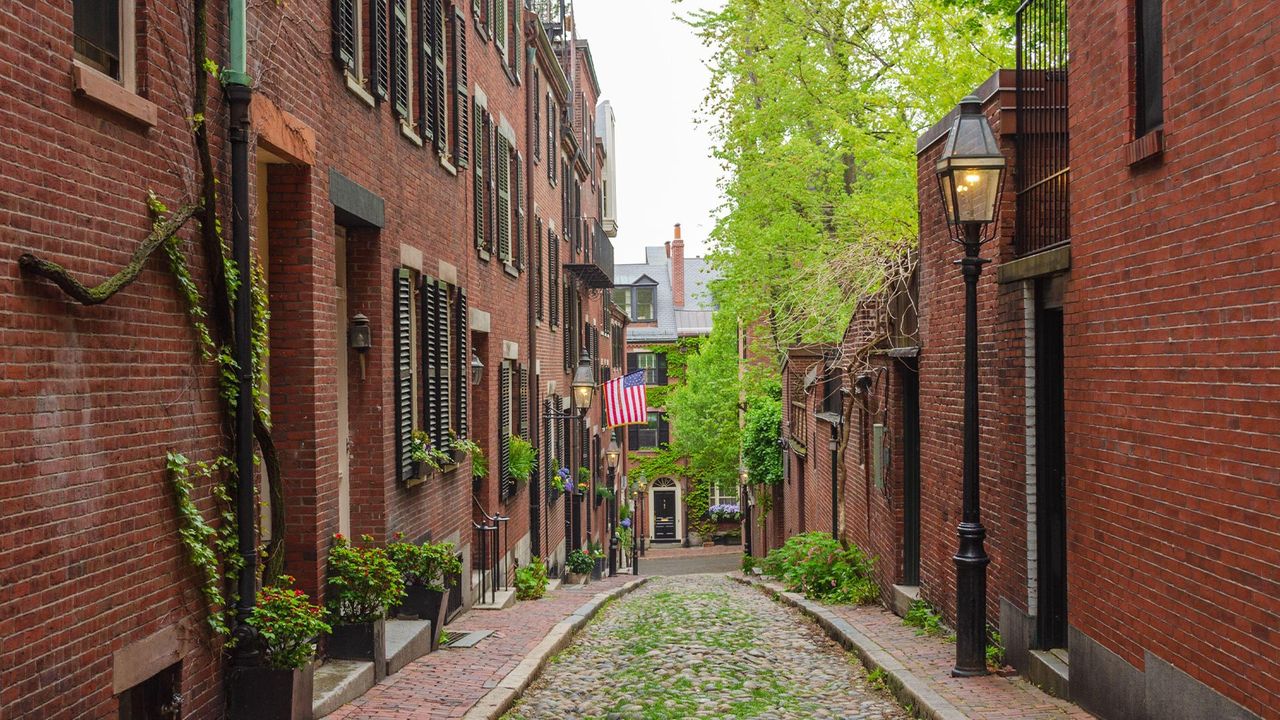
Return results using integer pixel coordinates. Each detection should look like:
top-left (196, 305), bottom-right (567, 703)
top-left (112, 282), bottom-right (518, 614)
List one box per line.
top-left (572, 0), bottom-right (724, 264)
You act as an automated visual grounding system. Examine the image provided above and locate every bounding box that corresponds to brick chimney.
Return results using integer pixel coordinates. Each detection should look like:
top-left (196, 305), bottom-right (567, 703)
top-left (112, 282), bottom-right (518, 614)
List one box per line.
top-left (670, 223), bottom-right (685, 308)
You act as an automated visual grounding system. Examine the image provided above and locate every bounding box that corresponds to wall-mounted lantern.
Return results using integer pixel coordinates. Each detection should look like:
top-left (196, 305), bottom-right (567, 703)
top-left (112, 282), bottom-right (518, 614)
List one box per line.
top-left (349, 313), bottom-right (371, 379)
top-left (470, 353), bottom-right (485, 386)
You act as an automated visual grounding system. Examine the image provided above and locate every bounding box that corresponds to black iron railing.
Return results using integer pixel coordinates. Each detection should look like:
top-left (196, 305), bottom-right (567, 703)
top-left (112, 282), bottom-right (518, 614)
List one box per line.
top-left (1015, 0), bottom-right (1069, 256)
top-left (564, 219), bottom-right (614, 288)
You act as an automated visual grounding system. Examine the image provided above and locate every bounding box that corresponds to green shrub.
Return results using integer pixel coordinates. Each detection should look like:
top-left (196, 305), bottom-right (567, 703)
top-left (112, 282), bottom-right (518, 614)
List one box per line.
top-left (247, 575), bottom-right (331, 669)
top-left (986, 629), bottom-right (1006, 668)
top-left (326, 534), bottom-right (405, 624)
top-left (386, 534), bottom-right (462, 591)
top-left (761, 532), bottom-right (879, 604)
top-left (514, 557), bottom-right (549, 600)
top-left (566, 549), bottom-right (595, 574)
top-left (508, 436), bottom-right (536, 483)
top-left (903, 599), bottom-right (950, 638)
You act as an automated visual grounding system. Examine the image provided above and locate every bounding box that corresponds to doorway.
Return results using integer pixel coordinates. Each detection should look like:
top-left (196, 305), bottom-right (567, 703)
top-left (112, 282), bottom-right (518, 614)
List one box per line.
top-left (649, 477), bottom-right (680, 541)
top-left (335, 226), bottom-right (352, 537)
top-left (901, 359), bottom-right (921, 586)
top-left (1035, 278), bottom-right (1068, 649)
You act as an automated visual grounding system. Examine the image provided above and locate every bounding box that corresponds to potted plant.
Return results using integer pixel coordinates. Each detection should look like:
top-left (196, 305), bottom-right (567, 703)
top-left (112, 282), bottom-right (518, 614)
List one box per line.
top-left (595, 485), bottom-right (614, 507)
top-left (449, 430), bottom-right (482, 467)
top-left (409, 430), bottom-right (451, 474)
top-left (565, 549), bottom-right (594, 585)
top-left (229, 576), bottom-right (330, 720)
top-left (709, 503), bottom-right (742, 523)
top-left (386, 534), bottom-right (462, 651)
top-left (325, 534), bottom-right (404, 674)
top-left (508, 436), bottom-right (537, 485)
top-left (588, 541), bottom-right (606, 580)
top-left (576, 467), bottom-right (590, 496)
top-left (552, 466), bottom-right (571, 498)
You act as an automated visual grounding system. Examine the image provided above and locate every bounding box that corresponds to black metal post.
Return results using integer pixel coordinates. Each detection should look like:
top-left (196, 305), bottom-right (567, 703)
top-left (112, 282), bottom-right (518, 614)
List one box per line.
top-left (227, 81), bottom-right (260, 667)
top-left (953, 224), bottom-right (991, 677)
top-left (606, 467), bottom-right (617, 576)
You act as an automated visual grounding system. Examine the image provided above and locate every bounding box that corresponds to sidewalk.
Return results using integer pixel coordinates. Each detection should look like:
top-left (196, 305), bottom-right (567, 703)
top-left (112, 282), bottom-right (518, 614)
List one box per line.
top-left (642, 543), bottom-right (742, 560)
top-left (734, 573), bottom-right (1094, 720)
top-left (323, 574), bottom-right (641, 720)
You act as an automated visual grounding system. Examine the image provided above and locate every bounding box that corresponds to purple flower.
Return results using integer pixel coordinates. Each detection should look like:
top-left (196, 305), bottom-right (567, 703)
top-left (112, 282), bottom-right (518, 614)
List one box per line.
top-left (620, 518), bottom-right (632, 528)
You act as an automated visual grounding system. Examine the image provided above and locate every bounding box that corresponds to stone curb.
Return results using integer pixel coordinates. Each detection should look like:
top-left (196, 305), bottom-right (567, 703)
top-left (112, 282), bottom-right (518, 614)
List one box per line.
top-left (461, 577), bottom-right (650, 720)
top-left (730, 573), bottom-right (969, 720)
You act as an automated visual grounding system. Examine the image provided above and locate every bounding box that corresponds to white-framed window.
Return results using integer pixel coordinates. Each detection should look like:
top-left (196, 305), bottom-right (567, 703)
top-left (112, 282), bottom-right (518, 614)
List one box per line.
top-left (73, 0), bottom-right (136, 90)
top-left (636, 352), bottom-right (658, 384)
top-left (634, 286), bottom-right (655, 321)
top-left (710, 480), bottom-right (737, 508)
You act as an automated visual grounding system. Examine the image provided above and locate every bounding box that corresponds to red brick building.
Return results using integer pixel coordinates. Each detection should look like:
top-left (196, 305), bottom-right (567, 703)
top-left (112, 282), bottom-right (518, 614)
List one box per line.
top-left (1, 0), bottom-right (619, 716)
top-left (766, 1), bottom-right (1278, 718)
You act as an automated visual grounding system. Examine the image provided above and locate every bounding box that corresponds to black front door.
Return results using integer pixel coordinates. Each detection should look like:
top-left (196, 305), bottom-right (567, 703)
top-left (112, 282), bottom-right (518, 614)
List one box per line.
top-left (902, 359), bottom-right (921, 586)
top-left (653, 490), bottom-right (676, 540)
top-left (1035, 298), bottom-right (1068, 649)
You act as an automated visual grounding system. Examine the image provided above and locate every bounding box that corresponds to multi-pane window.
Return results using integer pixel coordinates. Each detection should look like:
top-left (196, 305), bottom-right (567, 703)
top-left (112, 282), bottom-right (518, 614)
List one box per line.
top-left (631, 412), bottom-right (666, 449)
top-left (635, 353), bottom-right (657, 385)
top-left (73, 0), bottom-right (122, 80)
top-left (710, 480), bottom-right (737, 508)
top-left (610, 288), bottom-right (628, 313)
top-left (1135, 0), bottom-right (1163, 136)
top-left (634, 287), bottom-right (654, 321)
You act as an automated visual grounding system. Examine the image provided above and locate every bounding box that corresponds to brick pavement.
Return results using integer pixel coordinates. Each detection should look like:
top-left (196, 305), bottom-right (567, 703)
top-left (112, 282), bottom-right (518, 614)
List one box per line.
top-left (642, 543), bottom-right (742, 560)
top-left (323, 575), bottom-right (633, 720)
top-left (743, 575), bottom-right (1094, 720)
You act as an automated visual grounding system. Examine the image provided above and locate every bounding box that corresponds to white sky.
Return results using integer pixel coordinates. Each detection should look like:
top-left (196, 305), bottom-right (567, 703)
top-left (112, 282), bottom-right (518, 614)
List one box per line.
top-left (572, 0), bottom-right (724, 264)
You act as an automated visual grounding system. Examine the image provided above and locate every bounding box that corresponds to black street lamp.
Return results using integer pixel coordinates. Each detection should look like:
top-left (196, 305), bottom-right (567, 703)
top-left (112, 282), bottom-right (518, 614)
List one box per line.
top-left (935, 95), bottom-right (1006, 678)
top-left (604, 435), bottom-right (620, 576)
top-left (544, 351), bottom-right (596, 572)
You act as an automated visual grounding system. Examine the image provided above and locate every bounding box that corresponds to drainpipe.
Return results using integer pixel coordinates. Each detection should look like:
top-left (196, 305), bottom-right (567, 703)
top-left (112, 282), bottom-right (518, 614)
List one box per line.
top-left (223, 0), bottom-right (258, 666)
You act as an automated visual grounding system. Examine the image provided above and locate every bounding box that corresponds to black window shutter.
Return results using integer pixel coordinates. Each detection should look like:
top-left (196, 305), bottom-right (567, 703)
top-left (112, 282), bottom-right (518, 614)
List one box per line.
top-left (421, 276), bottom-right (440, 451)
top-left (391, 0), bottom-right (410, 119)
top-left (509, 0), bottom-right (520, 76)
top-left (499, 362), bottom-right (512, 499)
top-left (655, 353), bottom-right (668, 385)
top-left (394, 269), bottom-right (418, 482)
top-left (456, 287), bottom-right (469, 439)
top-left (533, 74), bottom-right (541, 162)
top-left (543, 396), bottom-right (554, 497)
top-left (473, 100), bottom-right (485, 249)
top-left (496, 136), bottom-right (511, 261)
top-left (628, 423), bottom-right (640, 451)
top-left (453, 8), bottom-right (469, 167)
top-left (434, 282), bottom-right (451, 451)
top-left (332, 0), bottom-right (357, 70)
top-left (548, 231), bottom-right (559, 326)
top-left (431, 0), bottom-right (447, 153)
top-left (424, 0), bottom-right (440, 142)
top-left (370, 0), bottom-right (390, 100)
top-left (534, 218), bottom-right (543, 319)
top-left (486, 113), bottom-right (496, 253)
top-left (515, 152), bottom-right (525, 270)
top-left (626, 352), bottom-right (639, 374)
top-left (562, 281), bottom-right (572, 372)
top-left (658, 414), bottom-right (670, 447)
top-left (519, 365), bottom-right (530, 440)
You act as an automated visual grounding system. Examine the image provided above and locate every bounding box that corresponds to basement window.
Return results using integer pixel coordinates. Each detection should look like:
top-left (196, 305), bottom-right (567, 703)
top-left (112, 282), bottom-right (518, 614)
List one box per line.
top-left (118, 661), bottom-right (182, 720)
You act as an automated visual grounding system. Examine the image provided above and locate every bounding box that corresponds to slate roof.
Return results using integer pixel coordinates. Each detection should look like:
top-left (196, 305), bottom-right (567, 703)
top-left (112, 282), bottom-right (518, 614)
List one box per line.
top-left (615, 246), bottom-right (719, 344)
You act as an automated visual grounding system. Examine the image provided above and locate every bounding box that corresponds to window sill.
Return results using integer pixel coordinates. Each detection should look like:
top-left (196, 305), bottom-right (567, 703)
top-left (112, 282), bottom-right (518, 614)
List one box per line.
top-left (439, 155), bottom-right (458, 176)
top-left (345, 71), bottom-right (376, 108)
top-left (71, 61), bottom-right (157, 127)
top-left (504, 262), bottom-right (519, 277)
top-left (1127, 128), bottom-right (1164, 167)
top-left (400, 122), bottom-right (424, 146)
top-left (478, 249), bottom-right (491, 262)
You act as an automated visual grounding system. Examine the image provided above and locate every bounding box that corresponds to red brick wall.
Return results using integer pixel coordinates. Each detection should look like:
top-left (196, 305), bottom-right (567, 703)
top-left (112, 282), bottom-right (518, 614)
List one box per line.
top-left (2, 2), bottom-right (615, 715)
top-left (1066, 0), bottom-right (1280, 713)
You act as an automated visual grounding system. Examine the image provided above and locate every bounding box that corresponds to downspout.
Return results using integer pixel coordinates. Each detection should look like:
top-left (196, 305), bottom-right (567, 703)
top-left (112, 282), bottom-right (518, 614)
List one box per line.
top-left (524, 22), bottom-right (542, 562)
top-left (223, 0), bottom-right (258, 665)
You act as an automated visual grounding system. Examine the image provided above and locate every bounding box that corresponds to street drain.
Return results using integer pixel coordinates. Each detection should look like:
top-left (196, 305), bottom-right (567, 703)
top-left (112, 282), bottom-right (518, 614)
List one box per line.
top-left (441, 630), bottom-right (493, 648)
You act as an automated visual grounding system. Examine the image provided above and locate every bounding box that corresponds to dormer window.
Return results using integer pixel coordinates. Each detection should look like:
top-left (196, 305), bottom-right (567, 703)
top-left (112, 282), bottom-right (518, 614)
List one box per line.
top-left (612, 284), bottom-right (655, 321)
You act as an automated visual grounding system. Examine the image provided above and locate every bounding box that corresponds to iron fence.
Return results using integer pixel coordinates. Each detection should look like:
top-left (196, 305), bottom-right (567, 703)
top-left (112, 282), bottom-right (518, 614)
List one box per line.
top-left (1015, 0), bottom-right (1069, 256)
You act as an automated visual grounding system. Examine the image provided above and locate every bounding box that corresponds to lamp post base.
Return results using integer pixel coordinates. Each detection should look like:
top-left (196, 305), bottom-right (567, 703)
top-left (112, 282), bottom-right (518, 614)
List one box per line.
top-left (952, 521), bottom-right (990, 677)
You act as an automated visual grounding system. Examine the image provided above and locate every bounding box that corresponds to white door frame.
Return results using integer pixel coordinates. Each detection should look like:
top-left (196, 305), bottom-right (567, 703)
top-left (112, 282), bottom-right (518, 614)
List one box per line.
top-left (648, 477), bottom-right (681, 541)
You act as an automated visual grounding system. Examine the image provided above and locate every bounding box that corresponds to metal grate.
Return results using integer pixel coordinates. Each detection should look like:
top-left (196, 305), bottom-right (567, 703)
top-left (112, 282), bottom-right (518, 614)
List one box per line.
top-left (1015, 0), bottom-right (1069, 257)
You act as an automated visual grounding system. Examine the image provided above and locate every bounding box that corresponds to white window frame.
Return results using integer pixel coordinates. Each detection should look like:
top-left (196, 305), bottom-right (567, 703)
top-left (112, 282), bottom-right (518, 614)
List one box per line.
top-left (636, 352), bottom-right (657, 385)
top-left (634, 286), bottom-right (655, 321)
top-left (710, 480), bottom-right (737, 508)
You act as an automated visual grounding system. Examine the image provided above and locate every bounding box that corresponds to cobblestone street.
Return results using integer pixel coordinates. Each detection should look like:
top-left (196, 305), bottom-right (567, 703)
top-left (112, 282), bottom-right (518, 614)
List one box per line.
top-left (504, 575), bottom-right (907, 720)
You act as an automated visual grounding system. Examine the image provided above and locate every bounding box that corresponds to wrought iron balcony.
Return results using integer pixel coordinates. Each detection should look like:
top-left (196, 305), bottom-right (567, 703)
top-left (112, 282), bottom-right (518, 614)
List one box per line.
top-left (565, 218), bottom-right (614, 288)
top-left (1015, 0), bottom-right (1069, 257)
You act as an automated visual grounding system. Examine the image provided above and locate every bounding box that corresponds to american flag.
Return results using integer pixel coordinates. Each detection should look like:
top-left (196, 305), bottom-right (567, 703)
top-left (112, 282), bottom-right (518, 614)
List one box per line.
top-left (604, 370), bottom-right (648, 428)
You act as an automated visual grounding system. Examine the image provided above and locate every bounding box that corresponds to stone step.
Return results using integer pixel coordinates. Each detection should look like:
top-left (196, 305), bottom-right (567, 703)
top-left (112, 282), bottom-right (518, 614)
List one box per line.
top-left (1029, 648), bottom-right (1070, 700)
top-left (472, 588), bottom-right (516, 610)
top-left (891, 584), bottom-right (921, 619)
top-left (385, 618), bottom-right (434, 676)
top-left (312, 659), bottom-right (374, 719)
